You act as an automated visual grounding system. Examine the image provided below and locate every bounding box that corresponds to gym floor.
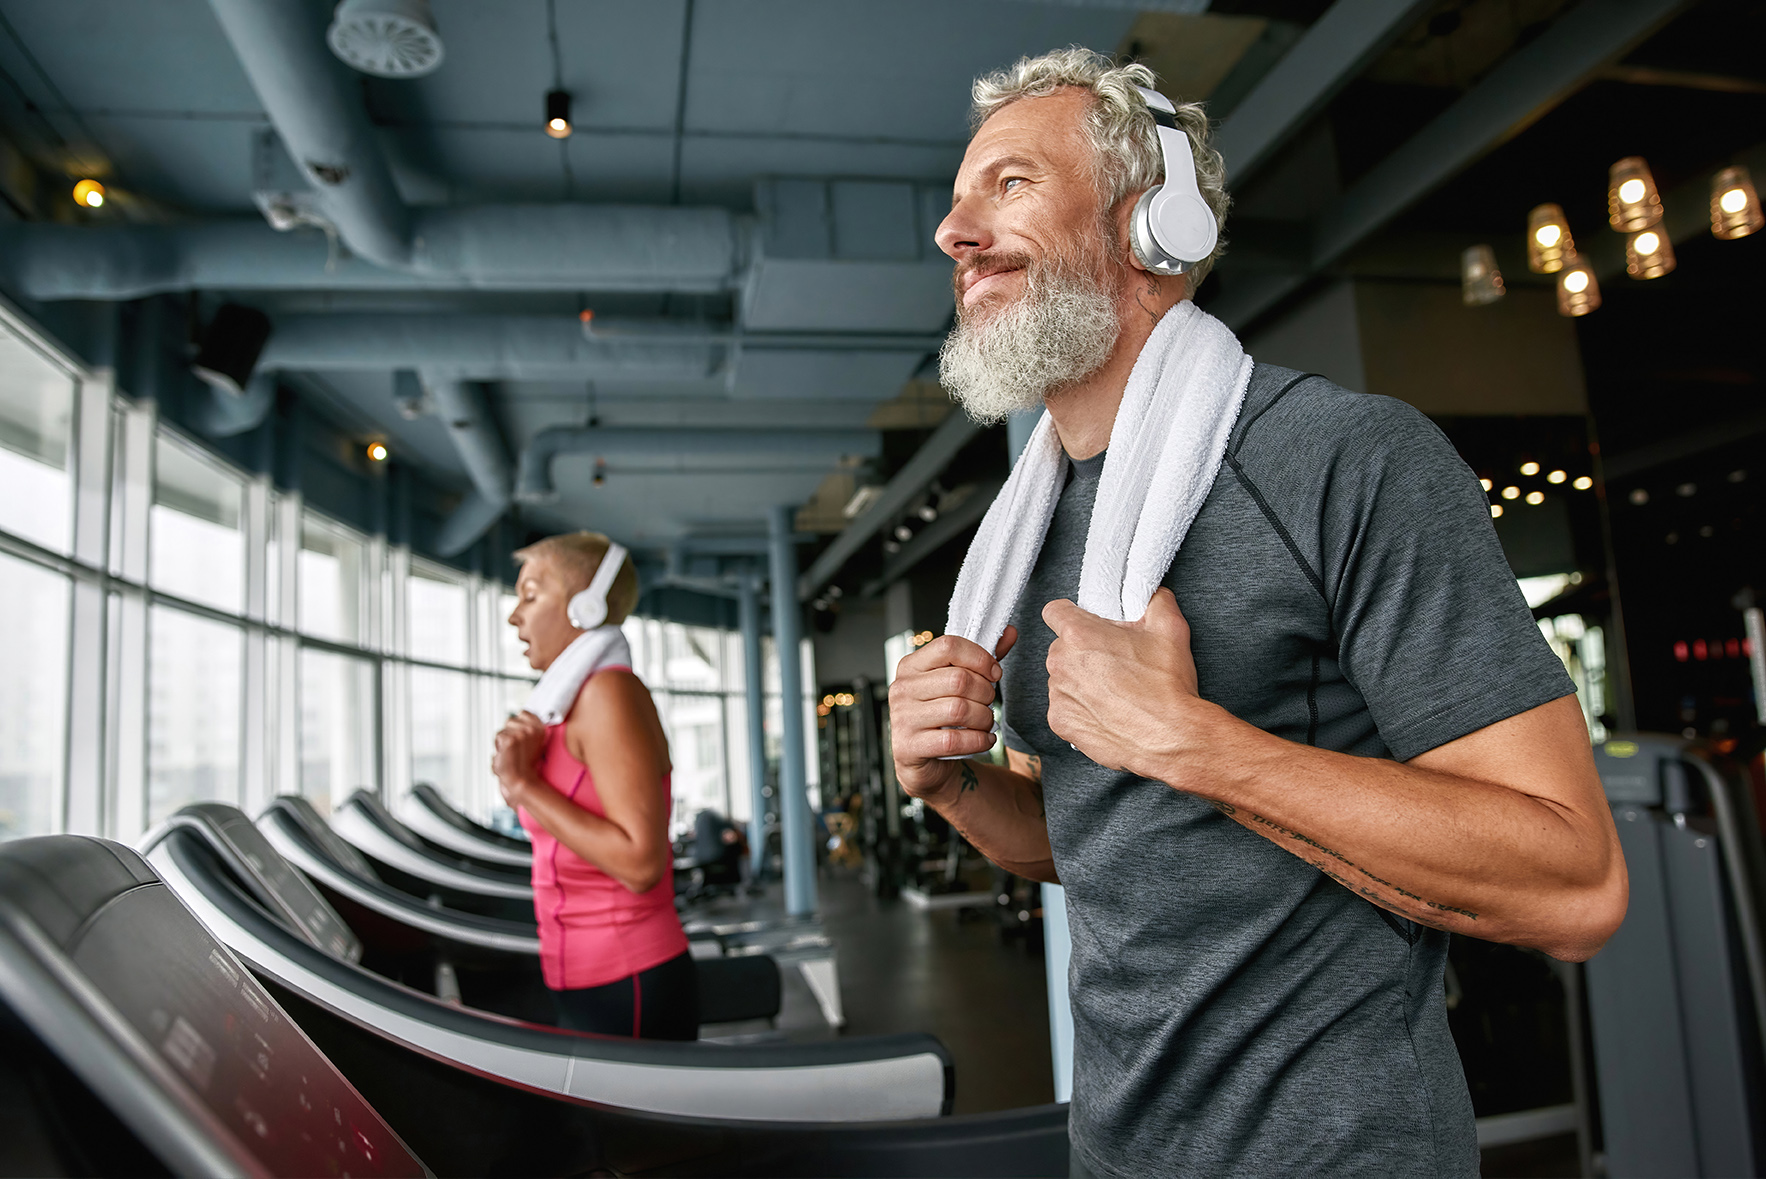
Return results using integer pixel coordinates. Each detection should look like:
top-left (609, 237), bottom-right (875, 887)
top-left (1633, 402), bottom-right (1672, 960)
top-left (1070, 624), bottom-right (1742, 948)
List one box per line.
top-left (695, 869), bottom-right (1582, 1173)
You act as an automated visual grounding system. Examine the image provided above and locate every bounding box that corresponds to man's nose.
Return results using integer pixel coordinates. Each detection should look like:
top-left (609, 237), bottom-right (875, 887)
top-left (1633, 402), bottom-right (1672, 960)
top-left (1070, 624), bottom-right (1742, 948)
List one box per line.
top-left (936, 197), bottom-right (990, 261)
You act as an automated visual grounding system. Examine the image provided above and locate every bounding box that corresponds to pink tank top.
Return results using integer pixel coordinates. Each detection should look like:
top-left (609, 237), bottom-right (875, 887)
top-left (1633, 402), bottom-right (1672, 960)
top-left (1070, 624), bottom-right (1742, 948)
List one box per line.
top-left (517, 670), bottom-right (687, 990)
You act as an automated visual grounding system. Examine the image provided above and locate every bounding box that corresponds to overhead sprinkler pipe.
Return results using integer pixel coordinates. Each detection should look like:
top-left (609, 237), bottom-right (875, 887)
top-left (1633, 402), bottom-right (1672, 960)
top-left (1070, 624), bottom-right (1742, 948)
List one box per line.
top-left (514, 427), bottom-right (879, 503)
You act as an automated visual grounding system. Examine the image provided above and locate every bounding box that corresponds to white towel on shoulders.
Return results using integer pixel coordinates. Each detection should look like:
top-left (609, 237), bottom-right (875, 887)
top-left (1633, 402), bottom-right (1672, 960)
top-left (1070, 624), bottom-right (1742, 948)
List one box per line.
top-left (946, 300), bottom-right (1254, 653)
top-left (523, 624), bottom-right (633, 726)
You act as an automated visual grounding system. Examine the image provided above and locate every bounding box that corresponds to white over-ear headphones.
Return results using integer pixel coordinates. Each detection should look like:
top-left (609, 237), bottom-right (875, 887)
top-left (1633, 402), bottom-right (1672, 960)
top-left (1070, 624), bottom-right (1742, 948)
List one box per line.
top-left (566, 541), bottom-right (628, 630)
top-left (1128, 85), bottom-right (1219, 277)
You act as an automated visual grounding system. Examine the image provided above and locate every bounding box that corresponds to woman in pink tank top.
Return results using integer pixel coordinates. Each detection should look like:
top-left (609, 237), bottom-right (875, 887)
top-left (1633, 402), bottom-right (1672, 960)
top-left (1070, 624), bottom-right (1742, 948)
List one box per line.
top-left (491, 532), bottom-right (695, 1039)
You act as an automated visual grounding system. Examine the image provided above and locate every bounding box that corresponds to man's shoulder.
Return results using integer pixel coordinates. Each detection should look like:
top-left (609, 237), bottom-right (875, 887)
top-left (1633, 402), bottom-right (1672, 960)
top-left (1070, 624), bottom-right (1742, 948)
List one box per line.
top-left (1231, 363), bottom-right (1446, 470)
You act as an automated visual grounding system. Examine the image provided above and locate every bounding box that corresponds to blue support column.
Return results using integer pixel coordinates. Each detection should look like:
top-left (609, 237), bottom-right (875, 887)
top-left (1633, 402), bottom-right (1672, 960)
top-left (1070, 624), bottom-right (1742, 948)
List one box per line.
top-left (737, 572), bottom-right (770, 877)
top-left (769, 505), bottom-right (818, 917)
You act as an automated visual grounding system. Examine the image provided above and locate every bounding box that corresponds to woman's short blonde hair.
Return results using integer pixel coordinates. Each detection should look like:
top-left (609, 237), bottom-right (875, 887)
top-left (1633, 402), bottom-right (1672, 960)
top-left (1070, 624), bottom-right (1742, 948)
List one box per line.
top-left (512, 531), bottom-right (640, 627)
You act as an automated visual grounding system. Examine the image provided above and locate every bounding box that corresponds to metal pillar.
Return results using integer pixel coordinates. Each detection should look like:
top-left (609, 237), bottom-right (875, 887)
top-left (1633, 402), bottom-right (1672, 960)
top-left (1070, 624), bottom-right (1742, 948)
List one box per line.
top-left (769, 505), bottom-right (817, 917)
top-left (737, 572), bottom-right (770, 877)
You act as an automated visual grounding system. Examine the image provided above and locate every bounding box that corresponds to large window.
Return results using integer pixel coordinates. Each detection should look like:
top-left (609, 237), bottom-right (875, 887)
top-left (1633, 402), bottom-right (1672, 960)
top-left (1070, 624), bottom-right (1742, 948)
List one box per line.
top-left (0, 553), bottom-right (69, 838)
top-left (0, 308), bottom-right (812, 847)
top-left (147, 606), bottom-right (243, 824)
top-left (151, 434), bottom-right (244, 613)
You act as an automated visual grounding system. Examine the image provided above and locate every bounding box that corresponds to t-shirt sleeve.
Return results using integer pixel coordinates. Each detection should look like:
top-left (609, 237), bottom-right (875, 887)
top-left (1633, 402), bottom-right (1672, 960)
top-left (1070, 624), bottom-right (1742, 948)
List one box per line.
top-left (1317, 397), bottom-right (1575, 761)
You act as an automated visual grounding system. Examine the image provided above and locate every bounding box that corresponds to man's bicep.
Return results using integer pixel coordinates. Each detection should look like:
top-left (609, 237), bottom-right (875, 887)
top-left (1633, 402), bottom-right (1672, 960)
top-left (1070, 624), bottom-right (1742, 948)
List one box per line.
top-left (1006, 746), bottom-right (1043, 782)
top-left (1407, 694), bottom-right (1605, 817)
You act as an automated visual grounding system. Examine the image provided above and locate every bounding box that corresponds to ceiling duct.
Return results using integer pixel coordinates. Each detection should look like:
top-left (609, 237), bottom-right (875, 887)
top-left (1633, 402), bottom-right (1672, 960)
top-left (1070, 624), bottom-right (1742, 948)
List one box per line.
top-left (327, 0), bottom-right (445, 79)
top-left (423, 376), bottom-right (513, 556)
top-left (515, 427), bottom-right (879, 504)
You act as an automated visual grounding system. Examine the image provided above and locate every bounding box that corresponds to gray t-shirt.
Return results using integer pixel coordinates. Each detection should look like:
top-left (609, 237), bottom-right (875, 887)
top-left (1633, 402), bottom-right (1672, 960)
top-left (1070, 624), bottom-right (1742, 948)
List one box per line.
top-left (999, 363), bottom-right (1574, 1177)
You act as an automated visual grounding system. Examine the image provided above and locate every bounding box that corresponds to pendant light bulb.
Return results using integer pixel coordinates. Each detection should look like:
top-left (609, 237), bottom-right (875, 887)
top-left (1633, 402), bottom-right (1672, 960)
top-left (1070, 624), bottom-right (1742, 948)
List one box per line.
top-left (1624, 227), bottom-right (1676, 280)
top-left (1607, 157), bottom-right (1663, 232)
top-left (1710, 165), bottom-right (1763, 240)
top-left (1556, 255), bottom-right (1601, 317)
top-left (545, 90), bottom-right (572, 139)
top-left (1460, 244), bottom-right (1505, 306)
top-left (72, 178), bottom-right (105, 208)
top-left (1527, 204), bottom-right (1574, 273)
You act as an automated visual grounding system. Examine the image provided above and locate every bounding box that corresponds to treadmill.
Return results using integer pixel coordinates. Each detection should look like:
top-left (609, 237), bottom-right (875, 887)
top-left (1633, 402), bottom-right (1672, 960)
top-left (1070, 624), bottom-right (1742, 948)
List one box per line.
top-left (142, 804), bottom-right (950, 1122)
top-left (400, 782), bottom-right (532, 870)
top-left (254, 797), bottom-right (774, 1027)
top-left (0, 834), bottom-right (1069, 1177)
top-left (328, 790), bottom-right (535, 921)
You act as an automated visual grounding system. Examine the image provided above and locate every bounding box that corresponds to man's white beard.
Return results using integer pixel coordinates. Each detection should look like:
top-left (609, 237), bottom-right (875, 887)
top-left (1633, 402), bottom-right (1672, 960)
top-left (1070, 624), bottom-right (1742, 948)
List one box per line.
top-left (939, 252), bottom-right (1121, 426)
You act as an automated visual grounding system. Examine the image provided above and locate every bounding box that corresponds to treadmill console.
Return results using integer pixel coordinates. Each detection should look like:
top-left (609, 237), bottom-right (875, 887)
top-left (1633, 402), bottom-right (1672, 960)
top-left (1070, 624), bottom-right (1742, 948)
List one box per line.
top-left (270, 795), bottom-right (381, 880)
top-left (176, 803), bottom-right (363, 962)
top-left (0, 838), bottom-right (427, 1177)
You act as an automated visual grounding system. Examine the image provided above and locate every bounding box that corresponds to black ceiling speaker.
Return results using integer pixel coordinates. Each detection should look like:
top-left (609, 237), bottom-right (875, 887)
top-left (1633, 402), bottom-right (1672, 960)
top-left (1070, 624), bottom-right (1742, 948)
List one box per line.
top-left (192, 303), bottom-right (273, 397)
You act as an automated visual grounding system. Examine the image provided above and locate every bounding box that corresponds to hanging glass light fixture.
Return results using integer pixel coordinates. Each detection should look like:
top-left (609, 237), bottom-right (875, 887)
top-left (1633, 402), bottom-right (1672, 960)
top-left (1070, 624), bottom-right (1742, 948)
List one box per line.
top-left (1711, 165), bottom-right (1763, 240)
top-left (1460, 245), bottom-right (1505, 306)
top-left (1556, 255), bottom-right (1601, 317)
top-left (1624, 227), bottom-right (1676, 279)
top-left (1608, 157), bottom-right (1663, 232)
top-left (1527, 204), bottom-right (1574, 273)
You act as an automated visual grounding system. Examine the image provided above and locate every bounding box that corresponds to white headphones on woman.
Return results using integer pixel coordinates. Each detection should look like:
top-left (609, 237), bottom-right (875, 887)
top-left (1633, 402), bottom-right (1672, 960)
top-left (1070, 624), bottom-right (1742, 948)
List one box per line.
top-left (566, 541), bottom-right (628, 630)
top-left (1127, 85), bottom-right (1219, 277)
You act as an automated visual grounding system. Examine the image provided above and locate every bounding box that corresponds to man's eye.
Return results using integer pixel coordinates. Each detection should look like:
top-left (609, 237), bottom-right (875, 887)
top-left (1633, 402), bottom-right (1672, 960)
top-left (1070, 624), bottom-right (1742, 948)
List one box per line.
top-left (1003, 177), bottom-right (1025, 192)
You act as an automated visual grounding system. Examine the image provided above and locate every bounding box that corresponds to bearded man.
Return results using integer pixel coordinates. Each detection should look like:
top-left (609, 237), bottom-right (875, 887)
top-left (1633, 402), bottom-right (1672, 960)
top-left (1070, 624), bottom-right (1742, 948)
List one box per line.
top-left (889, 48), bottom-right (1627, 1178)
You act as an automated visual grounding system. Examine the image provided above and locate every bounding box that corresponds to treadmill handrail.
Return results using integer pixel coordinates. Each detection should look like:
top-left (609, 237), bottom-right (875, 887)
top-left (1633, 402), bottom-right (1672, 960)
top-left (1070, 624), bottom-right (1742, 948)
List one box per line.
top-left (332, 798), bottom-right (534, 899)
top-left (1684, 751), bottom-right (1766, 1051)
top-left (258, 808), bottom-right (543, 954)
top-left (410, 782), bottom-right (532, 851)
top-left (153, 832), bottom-right (954, 1121)
top-left (398, 797), bottom-right (532, 868)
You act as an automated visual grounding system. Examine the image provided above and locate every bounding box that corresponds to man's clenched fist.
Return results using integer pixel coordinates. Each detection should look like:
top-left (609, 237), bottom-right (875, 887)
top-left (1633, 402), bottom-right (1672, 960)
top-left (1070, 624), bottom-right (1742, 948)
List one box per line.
top-left (1044, 588), bottom-right (1208, 780)
top-left (888, 627), bottom-right (1017, 801)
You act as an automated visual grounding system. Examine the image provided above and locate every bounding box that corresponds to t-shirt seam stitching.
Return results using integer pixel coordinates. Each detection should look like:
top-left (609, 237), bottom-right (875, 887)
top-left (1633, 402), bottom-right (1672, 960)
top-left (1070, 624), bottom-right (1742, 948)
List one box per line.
top-left (1229, 370), bottom-right (1322, 459)
top-left (1399, 938), bottom-right (1444, 1175)
top-left (1224, 453), bottom-right (1330, 608)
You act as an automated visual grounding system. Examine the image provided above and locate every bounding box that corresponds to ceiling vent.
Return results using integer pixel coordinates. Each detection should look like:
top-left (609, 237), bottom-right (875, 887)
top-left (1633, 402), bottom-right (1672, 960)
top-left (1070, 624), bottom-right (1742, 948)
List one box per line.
top-left (327, 0), bottom-right (444, 79)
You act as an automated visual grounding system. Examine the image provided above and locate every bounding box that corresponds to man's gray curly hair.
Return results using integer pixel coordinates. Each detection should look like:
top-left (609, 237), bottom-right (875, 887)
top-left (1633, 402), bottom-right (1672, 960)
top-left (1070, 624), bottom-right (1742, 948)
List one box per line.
top-left (970, 47), bottom-right (1229, 290)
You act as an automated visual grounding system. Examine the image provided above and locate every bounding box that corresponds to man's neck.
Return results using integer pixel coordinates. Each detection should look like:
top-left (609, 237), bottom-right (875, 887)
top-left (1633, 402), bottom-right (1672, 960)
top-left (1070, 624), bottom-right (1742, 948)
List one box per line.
top-left (1044, 276), bottom-right (1186, 460)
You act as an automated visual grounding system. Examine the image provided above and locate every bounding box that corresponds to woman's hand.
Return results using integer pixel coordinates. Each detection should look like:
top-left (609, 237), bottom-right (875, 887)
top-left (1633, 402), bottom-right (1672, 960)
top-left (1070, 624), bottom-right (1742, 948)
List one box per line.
top-left (493, 711), bottom-right (549, 807)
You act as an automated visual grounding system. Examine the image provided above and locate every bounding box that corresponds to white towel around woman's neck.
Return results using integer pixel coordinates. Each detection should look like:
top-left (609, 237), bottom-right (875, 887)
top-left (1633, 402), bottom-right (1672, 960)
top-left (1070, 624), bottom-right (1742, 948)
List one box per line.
top-left (946, 300), bottom-right (1254, 654)
top-left (523, 624), bottom-right (633, 726)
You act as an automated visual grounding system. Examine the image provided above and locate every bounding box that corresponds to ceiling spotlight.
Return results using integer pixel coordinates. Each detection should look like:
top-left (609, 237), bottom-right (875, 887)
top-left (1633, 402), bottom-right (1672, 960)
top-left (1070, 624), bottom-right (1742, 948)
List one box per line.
top-left (1546, 469), bottom-right (1566, 484)
top-left (1573, 475), bottom-right (1594, 490)
top-left (72, 178), bottom-right (105, 208)
top-left (1556, 256), bottom-right (1601, 317)
top-left (1628, 488), bottom-right (1649, 505)
top-left (1608, 157), bottom-right (1663, 232)
top-left (1525, 490), bottom-right (1545, 505)
top-left (1490, 504), bottom-right (1503, 518)
top-left (1711, 165), bottom-right (1763, 240)
top-left (1527, 204), bottom-right (1574, 273)
top-left (917, 504), bottom-right (939, 522)
top-left (1520, 461), bottom-right (1540, 476)
top-left (881, 538), bottom-right (901, 555)
top-left (591, 459), bottom-right (606, 487)
top-left (1460, 244), bottom-right (1504, 306)
top-left (1480, 477), bottom-right (1493, 491)
top-left (366, 441), bottom-right (388, 463)
top-left (545, 90), bottom-right (572, 139)
top-left (327, 0), bottom-right (445, 78)
top-left (893, 524), bottom-right (914, 543)
top-left (1502, 485), bottom-right (1520, 500)
top-left (1625, 228), bottom-right (1676, 280)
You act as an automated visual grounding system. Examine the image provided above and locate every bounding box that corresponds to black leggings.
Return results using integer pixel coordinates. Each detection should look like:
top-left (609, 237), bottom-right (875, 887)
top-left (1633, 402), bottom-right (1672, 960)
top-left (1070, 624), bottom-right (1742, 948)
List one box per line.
top-left (552, 950), bottom-right (699, 1040)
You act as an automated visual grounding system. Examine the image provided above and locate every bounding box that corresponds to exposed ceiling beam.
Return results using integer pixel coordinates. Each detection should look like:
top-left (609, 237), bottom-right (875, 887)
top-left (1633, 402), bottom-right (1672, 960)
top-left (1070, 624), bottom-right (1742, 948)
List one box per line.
top-left (797, 409), bottom-right (982, 601)
top-left (860, 480), bottom-right (1003, 599)
top-left (1213, 0), bottom-right (1436, 184)
top-left (1000, 0), bottom-right (1208, 11)
top-left (1211, 0), bottom-right (1692, 331)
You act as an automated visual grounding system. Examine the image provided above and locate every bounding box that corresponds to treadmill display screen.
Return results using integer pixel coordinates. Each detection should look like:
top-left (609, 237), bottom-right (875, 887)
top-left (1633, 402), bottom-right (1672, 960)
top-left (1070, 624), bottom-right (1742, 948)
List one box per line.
top-left (199, 806), bottom-right (363, 963)
top-left (72, 883), bottom-right (426, 1177)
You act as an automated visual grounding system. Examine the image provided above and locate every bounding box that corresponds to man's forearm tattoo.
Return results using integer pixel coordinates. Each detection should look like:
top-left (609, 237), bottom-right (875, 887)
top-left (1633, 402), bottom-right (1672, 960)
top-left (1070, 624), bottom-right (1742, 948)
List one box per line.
top-left (1229, 809), bottom-right (1479, 922)
top-left (958, 761), bottom-right (979, 795)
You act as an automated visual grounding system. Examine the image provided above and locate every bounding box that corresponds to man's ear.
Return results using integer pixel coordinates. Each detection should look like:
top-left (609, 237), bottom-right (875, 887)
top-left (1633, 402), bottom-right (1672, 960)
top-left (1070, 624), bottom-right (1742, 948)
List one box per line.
top-left (1118, 193), bottom-right (1151, 273)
